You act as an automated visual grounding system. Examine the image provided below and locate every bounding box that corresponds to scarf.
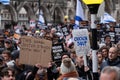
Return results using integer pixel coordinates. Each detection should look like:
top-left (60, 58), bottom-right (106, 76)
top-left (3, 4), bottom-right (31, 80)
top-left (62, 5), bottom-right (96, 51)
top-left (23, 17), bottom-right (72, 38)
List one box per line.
top-left (57, 71), bottom-right (79, 80)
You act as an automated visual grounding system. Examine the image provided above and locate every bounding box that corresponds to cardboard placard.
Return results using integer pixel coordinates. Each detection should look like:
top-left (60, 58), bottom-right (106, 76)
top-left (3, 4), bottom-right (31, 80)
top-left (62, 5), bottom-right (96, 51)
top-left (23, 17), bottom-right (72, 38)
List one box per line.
top-left (72, 29), bottom-right (90, 56)
top-left (19, 36), bottom-right (52, 67)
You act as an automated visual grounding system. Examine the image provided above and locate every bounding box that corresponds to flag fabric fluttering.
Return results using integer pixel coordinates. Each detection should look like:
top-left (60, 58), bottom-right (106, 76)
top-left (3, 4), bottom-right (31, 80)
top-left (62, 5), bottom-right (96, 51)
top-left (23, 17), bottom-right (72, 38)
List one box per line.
top-left (0, 0), bottom-right (10, 5)
top-left (38, 10), bottom-right (45, 25)
top-left (74, 0), bottom-right (84, 29)
top-left (100, 12), bottom-right (116, 23)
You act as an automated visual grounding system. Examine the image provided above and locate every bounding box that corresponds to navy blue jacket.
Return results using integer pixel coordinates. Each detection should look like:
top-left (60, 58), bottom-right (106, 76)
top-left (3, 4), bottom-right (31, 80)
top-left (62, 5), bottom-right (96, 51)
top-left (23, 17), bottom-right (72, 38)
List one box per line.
top-left (101, 57), bottom-right (120, 70)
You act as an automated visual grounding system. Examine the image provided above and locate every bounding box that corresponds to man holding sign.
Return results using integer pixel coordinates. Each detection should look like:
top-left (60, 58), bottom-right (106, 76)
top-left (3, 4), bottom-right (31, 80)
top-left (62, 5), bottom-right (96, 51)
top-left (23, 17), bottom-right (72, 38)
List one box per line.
top-left (72, 29), bottom-right (92, 80)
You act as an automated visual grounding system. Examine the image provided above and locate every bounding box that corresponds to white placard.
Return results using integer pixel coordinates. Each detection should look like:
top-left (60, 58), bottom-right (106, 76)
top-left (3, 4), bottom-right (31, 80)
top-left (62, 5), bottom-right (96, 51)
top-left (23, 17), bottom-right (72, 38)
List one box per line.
top-left (30, 20), bottom-right (36, 28)
top-left (72, 29), bottom-right (90, 56)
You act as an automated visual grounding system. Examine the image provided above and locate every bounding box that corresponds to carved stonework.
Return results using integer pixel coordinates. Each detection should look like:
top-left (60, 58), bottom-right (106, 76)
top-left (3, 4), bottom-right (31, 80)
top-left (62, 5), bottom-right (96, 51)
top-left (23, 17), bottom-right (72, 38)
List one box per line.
top-left (0, 0), bottom-right (120, 29)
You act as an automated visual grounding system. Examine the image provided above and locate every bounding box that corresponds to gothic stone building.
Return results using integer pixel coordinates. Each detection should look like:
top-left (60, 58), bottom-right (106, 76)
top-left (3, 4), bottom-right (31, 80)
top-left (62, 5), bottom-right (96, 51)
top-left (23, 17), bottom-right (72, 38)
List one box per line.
top-left (0, 0), bottom-right (120, 29)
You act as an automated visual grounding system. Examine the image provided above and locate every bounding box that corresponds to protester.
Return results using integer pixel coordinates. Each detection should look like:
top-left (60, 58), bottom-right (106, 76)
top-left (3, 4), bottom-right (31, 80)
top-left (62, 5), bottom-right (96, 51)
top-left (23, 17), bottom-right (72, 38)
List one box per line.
top-left (35, 66), bottom-right (47, 80)
top-left (100, 66), bottom-right (120, 80)
top-left (104, 35), bottom-right (112, 48)
top-left (116, 42), bottom-right (120, 57)
top-left (47, 61), bottom-right (59, 80)
top-left (18, 63), bottom-right (41, 80)
top-left (76, 56), bottom-right (92, 80)
top-left (58, 58), bottom-right (79, 80)
top-left (4, 39), bottom-right (17, 53)
top-left (101, 47), bottom-right (120, 69)
top-left (44, 28), bottom-right (59, 43)
top-left (1, 50), bottom-right (17, 70)
top-left (0, 67), bottom-right (15, 80)
top-left (70, 51), bottom-right (77, 64)
top-left (1, 50), bottom-right (12, 64)
top-left (40, 29), bottom-right (46, 38)
top-left (100, 46), bottom-right (109, 61)
top-left (62, 54), bottom-right (70, 60)
top-left (0, 55), bottom-right (6, 72)
top-left (97, 51), bottom-right (103, 74)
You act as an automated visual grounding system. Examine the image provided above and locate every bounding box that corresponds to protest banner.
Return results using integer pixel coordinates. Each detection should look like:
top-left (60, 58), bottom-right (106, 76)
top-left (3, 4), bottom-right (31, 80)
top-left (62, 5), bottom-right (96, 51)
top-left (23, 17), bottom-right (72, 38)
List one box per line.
top-left (72, 29), bottom-right (90, 56)
top-left (108, 31), bottom-right (116, 43)
top-left (61, 25), bottom-right (69, 36)
top-left (52, 43), bottom-right (64, 66)
top-left (30, 20), bottom-right (36, 28)
top-left (19, 36), bottom-right (52, 67)
top-left (115, 26), bottom-right (120, 43)
top-left (52, 43), bottom-right (64, 61)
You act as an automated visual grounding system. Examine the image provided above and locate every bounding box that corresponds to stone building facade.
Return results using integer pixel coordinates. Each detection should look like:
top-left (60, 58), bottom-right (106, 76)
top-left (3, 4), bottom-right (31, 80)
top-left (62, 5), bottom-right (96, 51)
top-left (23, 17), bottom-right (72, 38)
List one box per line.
top-left (0, 0), bottom-right (120, 29)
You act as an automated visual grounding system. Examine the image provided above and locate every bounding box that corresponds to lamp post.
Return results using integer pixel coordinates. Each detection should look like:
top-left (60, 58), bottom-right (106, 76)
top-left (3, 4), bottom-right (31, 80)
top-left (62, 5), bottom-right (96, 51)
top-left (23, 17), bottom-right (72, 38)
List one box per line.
top-left (82, 0), bottom-right (104, 80)
top-left (38, 0), bottom-right (41, 15)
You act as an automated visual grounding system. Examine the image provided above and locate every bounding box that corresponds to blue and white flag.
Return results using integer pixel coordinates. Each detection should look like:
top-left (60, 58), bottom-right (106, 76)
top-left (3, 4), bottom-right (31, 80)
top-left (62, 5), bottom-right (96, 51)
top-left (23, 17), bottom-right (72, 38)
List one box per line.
top-left (74, 0), bottom-right (84, 29)
top-left (100, 16), bottom-right (109, 24)
top-left (0, 0), bottom-right (10, 5)
top-left (101, 12), bottom-right (116, 23)
top-left (38, 10), bottom-right (45, 25)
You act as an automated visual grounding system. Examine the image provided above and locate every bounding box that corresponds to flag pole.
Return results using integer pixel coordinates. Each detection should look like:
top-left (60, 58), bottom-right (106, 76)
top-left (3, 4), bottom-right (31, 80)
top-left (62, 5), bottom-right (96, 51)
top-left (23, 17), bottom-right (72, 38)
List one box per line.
top-left (74, 0), bottom-right (84, 29)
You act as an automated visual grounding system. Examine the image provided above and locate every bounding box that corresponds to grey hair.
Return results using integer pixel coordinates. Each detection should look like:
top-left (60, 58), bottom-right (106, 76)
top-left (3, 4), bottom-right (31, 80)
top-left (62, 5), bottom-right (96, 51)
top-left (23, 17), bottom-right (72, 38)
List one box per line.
top-left (101, 66), bottom-right (120, 80)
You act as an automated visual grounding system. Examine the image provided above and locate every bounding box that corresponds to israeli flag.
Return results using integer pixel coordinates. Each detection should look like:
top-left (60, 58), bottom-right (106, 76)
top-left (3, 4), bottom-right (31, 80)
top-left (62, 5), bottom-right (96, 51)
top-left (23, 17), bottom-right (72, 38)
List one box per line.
top-left (38, 10), bottom-right (45, 25)
top-left (74, 0), bottom-right (84, 29)
top-left (100, 16), bottom-right (109, 24)
top-left (0, 0), bottom-right (10, 5)
top-left (101, 12), bottom-right (116, 23)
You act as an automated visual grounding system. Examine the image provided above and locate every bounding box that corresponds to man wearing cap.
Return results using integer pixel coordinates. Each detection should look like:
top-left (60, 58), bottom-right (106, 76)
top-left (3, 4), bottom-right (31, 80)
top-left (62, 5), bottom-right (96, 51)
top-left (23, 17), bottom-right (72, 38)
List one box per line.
top-left (4, 39), bottom-right (17, 53)
top-left (3, 39), bottom-right (19, 62)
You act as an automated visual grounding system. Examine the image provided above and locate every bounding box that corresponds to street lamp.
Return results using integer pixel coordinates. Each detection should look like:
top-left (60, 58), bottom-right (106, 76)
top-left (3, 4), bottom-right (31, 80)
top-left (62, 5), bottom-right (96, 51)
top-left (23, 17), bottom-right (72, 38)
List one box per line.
top-left (38, 0), bottom-right (41, 14)
top-left (82, 0), bottom-right (104, 80)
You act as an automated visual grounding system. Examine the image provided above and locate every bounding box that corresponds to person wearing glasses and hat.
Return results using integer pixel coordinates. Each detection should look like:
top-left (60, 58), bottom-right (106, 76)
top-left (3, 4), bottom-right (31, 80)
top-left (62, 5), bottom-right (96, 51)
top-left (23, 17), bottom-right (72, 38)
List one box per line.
top-left (3, 39), bottom-right (17, 54)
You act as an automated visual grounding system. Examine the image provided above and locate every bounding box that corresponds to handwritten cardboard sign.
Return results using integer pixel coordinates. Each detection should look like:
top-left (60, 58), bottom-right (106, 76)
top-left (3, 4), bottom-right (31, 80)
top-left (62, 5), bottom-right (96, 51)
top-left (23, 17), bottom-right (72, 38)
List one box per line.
top-left (19, 36), bottom-right (52, 66)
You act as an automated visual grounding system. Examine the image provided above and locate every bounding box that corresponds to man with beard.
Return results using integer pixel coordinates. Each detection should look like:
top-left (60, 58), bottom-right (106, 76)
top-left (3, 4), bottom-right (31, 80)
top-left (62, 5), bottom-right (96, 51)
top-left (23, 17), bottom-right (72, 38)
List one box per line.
top-left (57, 58), bottom-right (79, 80)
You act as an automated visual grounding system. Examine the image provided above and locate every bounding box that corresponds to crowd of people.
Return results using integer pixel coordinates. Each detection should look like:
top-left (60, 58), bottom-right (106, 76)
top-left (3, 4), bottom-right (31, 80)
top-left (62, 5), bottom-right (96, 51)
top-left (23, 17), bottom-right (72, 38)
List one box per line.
top-left (0, 21), bottom-right (120, 80)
